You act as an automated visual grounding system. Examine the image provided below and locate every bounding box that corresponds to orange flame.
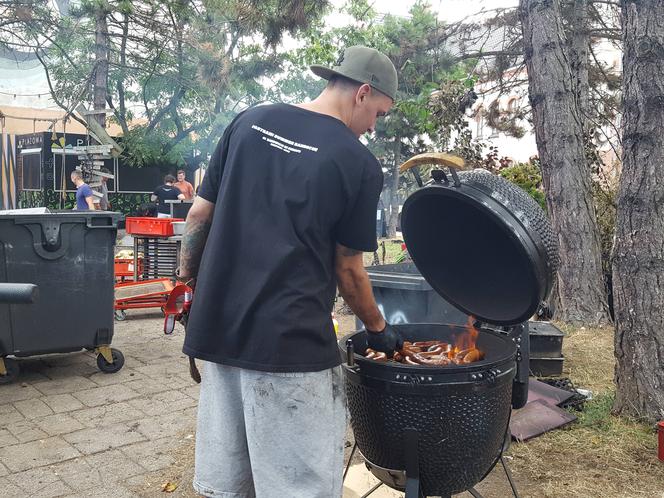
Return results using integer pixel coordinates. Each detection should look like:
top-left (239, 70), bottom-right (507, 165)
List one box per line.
top-left (448, 316), bottom-right (480, 359)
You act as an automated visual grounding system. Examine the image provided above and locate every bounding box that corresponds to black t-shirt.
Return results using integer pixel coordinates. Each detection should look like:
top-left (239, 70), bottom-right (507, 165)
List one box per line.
top-left (152, 185), bottom-right (182, 214)
top-left (183, 103), bottom-right (384, 372)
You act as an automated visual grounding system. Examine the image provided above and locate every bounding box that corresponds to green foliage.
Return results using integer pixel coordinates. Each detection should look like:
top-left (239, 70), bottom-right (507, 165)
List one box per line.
top-left (593, 181), bottom-right (617, 276)
top-left (577, 392), bottom-right (615, 429)
top-left (1, 0), bottom-right (329, 169)
top-left (499, 161), bottom-right (547, 210)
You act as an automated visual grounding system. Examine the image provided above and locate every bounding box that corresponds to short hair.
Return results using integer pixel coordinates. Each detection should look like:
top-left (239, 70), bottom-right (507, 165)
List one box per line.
top-left (164, 174), bottom-right (176, 183)
top-left (71, 170), bottom-right (82, 179)
top-left (177, 169), bottom-right (185, 175)
top-left (327, 75), bottom-right (363, 93)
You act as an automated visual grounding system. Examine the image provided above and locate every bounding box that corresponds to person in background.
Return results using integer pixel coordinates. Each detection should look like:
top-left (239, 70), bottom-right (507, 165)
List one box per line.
top-left (71, 170), bottom-right (95, 211)
top-left (174, 169), bottom-right (195, 200)
top-left (151, 174), bottom-right (185, 218)
top-left (93, 168), bottom-right (112, 210)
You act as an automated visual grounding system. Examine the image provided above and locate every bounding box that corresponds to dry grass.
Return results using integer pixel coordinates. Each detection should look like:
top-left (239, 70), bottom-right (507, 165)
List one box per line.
top-left (507, 324), bottom-right (663, 498)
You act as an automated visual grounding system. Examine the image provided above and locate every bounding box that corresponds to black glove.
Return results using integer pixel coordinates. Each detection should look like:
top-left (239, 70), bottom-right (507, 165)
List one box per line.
top-left (366, 323), bottom-right (404, 354)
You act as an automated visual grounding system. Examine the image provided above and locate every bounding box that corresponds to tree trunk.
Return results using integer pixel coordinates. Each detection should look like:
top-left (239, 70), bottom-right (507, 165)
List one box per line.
top-left (613, 0), bottom-right (664, 422)
top-left (569, 0), bottom-right (590, 132)
top-left (519, 0), bottom-right (610, 325)
top-left (93, 6), bottom-right (109, 129)
top-left (387, 136), bottom-right (402, 238)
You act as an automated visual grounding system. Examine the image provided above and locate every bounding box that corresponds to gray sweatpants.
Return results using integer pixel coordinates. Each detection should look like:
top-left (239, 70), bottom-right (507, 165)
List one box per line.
top-left (193, 361), bottom-right (347, 498)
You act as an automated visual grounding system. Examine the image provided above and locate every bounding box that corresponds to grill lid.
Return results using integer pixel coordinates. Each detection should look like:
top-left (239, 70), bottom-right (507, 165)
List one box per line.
top-left (401, 167), bottom-right (557, 326)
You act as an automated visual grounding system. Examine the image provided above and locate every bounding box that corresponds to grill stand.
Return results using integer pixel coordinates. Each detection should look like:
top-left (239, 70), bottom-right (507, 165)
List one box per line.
top-left (344, 429), bottom-right (521, 498)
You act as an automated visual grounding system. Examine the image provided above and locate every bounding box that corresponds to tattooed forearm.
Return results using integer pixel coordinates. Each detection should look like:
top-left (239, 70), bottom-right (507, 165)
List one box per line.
top-left (179, 219), bottom-right (212, 278)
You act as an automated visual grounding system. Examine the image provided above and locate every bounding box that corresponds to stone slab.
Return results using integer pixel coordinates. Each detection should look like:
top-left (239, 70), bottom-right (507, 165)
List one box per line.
top-left (0, 404), bottom-right (26, 428)
top-left (0, 476), bottom-right (26, 497)
top-left (120, 437), bottom-right (179, 472)
top-left (7, 466), bottom-right (73, 497)
top-left (14, 398), bottom-right (55, 420)
top-left (33, 413), bottom-right (86, 437)
top-left (127, 390), bottom-right (196, 417)
top-left (83, 448), bottom-right (147, 481)
top-left (4, 419), bottom-right (49, 443)
top-left (0, 383), bottom-right (43, 403)
top-left (41, 393), bottom-right (85, 414)
top-left (69, 401), bottom-right (145, 429)
top-left (0, 428), bottom-right (20, 448)
top-left (33, 377), bottom-right (98, 396)
top-left (87, 368), bottom-right (147, 387)
top-left (62, 422), bottom-right (147, 455)
top-left (72, 383), bottom-right (140, 408)
top-left (0, 436), bottom-right (82, 472)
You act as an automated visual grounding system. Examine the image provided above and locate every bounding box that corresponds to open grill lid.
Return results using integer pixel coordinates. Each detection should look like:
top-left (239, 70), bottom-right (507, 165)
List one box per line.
top-left (400, 157), bottom-right (558, 326)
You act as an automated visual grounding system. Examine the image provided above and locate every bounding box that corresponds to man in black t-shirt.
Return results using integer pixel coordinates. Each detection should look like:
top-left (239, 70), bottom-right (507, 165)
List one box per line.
top-left (178, 46), bottom-right (403, 498)
top-left (151, 174), bottom-right (185, 217)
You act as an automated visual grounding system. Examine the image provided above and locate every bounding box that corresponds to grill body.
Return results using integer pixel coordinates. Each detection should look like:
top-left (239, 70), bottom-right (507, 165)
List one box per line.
top-left (341, 323), bottom-right (516, 496)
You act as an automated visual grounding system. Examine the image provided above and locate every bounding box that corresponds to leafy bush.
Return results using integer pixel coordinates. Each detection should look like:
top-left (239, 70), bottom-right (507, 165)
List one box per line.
top-left (499, 161), bottom-right (547, 210)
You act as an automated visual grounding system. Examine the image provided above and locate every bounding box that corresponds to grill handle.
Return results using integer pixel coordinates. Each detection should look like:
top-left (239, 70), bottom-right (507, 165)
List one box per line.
top-left (346, 339), bottom-right (355, 368)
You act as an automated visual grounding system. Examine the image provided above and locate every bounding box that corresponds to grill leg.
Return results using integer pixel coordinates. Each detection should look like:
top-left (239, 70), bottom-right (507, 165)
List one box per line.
top-left (500, 456), bottom-right (520, 498)
top-left (343, 442), bottom-right (357, 480)
top-left (404, 428), bottom-right (425, 498)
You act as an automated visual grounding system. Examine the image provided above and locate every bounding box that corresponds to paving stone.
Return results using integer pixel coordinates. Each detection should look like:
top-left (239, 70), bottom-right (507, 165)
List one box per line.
top-left (71, 383), bottom-right (140, 408)
top-left (5, 419), bottom-right (49, 443)
top-left (62, 422), bottom-right (147, 455)
top-left (41, 394), bottom-right (85, 414)
top-left (134, 409), bottom-right (196, 440)
top-left (0, 436), bottom-right (82, 472)
top-left (0, 404), bottom-right (25, 428)
top-left (0, 476), bottom-right (25, 497)
top-left (0, 383), bottom-right (43, 403)
top-left (34, 413), bottom-right (86, 437)
top-left (14, 398), bottom-right (55, 419)
top-left (87, 368), bottom-right (146, 387)
top-left (123, 377), bottom-right (171, 396)
top-left (133, 362), bottom-right (184, 379)
top-left (33, 376), bottom-right (98, 396)
top-left (75, 484), bottom-right (138, 497)
top-left (49, 457), bottom-right (107, 492)
top-left (0, 460), bottom-right (8, 477)
top-left (0, 428), bottom-right (19, 448)
top-left (83, 448), bottom-right (147, 481)
top-left (69, 401), bottom-right (145, 429)
top-left (41, 363), bottom-right (100, 381)
top-left (127, 390), bottom-right (197, 418)
top-left (120, 437), bottom-right (179, 472)
top-left (182, 384), bottom-right (201, 400)
top-left (7, 466), bottom-right (73, 497)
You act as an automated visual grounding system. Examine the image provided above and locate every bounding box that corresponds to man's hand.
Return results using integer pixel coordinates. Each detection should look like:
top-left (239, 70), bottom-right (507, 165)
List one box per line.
top-left (365, 322), bottom-right (404, 354)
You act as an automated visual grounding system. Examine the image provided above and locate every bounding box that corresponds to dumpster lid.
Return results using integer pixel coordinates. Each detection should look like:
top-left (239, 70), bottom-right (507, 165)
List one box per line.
top-left (400, 184), bottom-right (541, 326)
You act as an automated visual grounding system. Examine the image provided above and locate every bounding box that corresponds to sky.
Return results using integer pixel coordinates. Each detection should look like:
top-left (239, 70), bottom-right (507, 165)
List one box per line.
top-left (330, 0), bottom-right (518, 24)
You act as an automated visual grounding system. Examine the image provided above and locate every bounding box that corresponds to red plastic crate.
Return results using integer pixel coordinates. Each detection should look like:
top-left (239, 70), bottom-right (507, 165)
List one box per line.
top-left (114, 258), bottom-right (144, 278)
top-left (125, 217), bottom-right (184, 236)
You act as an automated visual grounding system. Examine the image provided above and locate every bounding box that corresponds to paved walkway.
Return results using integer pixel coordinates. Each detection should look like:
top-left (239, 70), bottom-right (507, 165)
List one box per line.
top-left (0, 310), bottom-right (516, 498)
top-left (0, 309), bottom-right (199, 497)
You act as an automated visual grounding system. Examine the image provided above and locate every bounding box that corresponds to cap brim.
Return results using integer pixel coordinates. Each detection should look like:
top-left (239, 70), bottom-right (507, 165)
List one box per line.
top-left (310, 64), bottom-right (395, 101)
top-left (310, 64), bottom-right (342, 82)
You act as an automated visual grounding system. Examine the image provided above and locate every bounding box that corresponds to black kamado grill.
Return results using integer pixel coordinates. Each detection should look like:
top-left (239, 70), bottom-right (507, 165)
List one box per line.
top-left (340, 154), bottom-right (559, 498)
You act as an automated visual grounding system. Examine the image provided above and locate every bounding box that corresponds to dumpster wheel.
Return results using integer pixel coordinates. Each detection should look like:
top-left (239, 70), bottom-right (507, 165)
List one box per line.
top-left (96, 348), bottom-right (125, 374)
top-left (0, 358), bottom-right (19, 384)
top-left (114, 310), bottom-right (127, 321)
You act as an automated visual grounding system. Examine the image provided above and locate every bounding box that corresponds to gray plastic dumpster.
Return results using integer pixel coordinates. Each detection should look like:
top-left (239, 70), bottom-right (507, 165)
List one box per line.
top-left (0, 211), bottom-right (124, 383)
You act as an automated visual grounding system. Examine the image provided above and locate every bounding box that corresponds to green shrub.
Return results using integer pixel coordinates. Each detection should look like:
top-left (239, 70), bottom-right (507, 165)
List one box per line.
top-left (499, 162), bottom-right (547, 210)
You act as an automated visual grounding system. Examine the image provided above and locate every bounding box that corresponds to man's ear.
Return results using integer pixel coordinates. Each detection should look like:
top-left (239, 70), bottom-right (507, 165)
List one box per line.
top-left (356, 83), bottom-right (372, 104)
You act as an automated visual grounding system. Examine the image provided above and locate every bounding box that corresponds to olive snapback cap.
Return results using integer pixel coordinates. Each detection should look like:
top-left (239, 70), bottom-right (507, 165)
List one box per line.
top-left (310, 46), bottom-right (398, 101)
